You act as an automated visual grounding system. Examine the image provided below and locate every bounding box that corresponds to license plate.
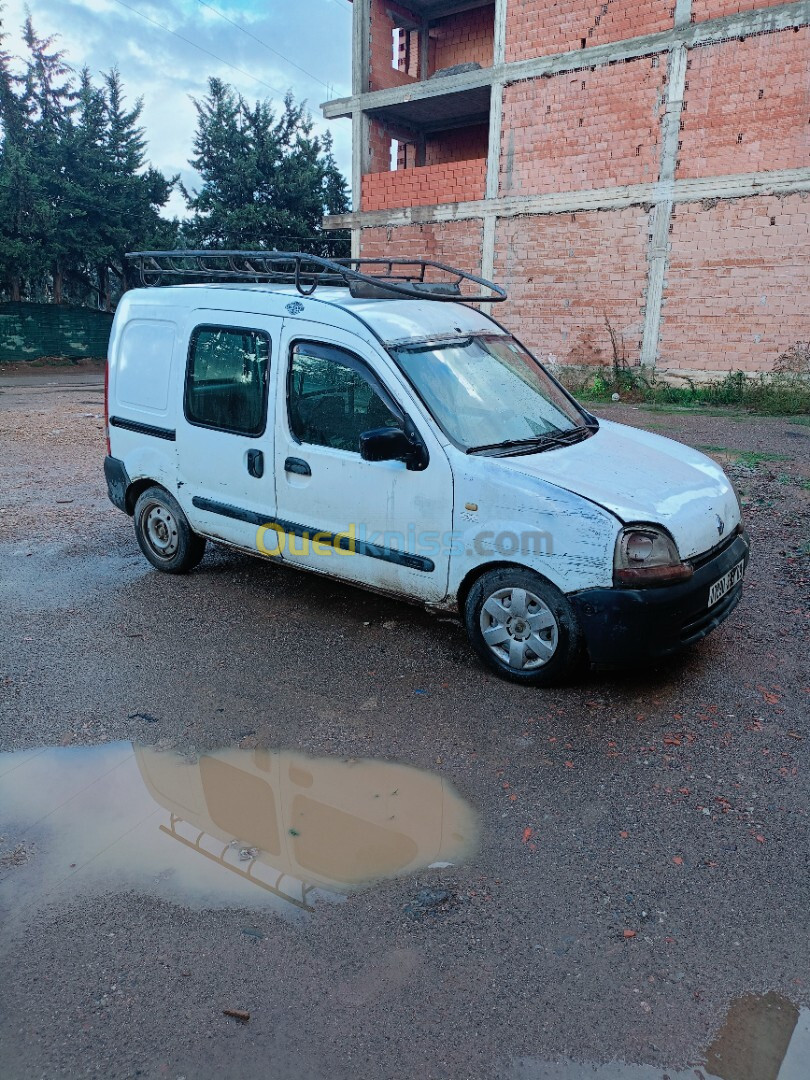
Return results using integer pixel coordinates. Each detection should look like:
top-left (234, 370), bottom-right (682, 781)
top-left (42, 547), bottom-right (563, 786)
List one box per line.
top-left (708, 559), bottom-right (745, 608)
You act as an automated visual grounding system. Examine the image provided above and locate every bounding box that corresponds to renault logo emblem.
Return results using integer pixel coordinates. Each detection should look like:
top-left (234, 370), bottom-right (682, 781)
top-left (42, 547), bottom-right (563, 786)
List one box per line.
top-left (716, 514), bottom-right (725, 536)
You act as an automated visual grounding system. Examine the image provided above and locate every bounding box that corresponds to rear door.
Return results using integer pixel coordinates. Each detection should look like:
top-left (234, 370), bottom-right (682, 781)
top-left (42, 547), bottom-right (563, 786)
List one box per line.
top-left (176, 311), bottom-right (281, 552)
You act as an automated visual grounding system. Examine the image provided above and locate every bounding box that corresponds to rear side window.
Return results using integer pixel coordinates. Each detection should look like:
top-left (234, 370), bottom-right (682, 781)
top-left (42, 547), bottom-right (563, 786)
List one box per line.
top-left (185, 325), bottom-right (270, 436)
top-left (288, 341), bottom-right (401, 453)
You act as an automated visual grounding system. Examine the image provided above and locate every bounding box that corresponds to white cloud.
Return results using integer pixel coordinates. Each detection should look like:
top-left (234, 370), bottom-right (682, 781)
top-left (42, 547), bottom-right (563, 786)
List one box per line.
top-left (1, 0), bottom-right (353, 218)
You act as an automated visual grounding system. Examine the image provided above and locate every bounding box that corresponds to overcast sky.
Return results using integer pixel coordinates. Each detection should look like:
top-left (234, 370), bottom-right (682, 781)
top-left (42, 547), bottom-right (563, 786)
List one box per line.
top-left (1, 0), bottom-right (353, 216)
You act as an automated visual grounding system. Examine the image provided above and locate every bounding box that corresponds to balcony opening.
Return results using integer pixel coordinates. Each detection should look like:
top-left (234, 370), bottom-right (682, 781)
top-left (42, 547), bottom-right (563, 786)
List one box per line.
top-left (426, 3), bottom-right (495, 79)
top-left (369, 0), bottom-right (495, 92)
top-left (362, 87), bottom-right (491, 212)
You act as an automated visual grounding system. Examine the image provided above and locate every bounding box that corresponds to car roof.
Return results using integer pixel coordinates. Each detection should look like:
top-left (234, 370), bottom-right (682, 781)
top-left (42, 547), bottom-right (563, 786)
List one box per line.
top-left (120, 282), bottom-right (506, 346)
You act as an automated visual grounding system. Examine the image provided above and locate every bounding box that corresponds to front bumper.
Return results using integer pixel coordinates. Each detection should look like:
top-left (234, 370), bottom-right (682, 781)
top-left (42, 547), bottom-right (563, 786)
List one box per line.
top-left (571, 530), bottom-right (750, 665)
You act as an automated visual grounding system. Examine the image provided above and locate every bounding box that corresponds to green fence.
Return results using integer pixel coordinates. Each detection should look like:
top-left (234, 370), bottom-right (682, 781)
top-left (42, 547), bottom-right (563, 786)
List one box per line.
top-left (0, 302), bottom-right (114, 362)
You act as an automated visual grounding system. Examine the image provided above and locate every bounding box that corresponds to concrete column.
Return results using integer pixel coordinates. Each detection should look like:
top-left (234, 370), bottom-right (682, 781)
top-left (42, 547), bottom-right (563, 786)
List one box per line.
top-left (350, 0), bottom-right (371, 248)
top-left (640, 42), bottom-right (688, 369)
top-left (352, 0), bottom-right (370, 95)
top-left (419, 17), bottom-right (430, 79)
top-left (493, 0), bottom-right (507, 65)
top-left (485, 2), bottom-right (508, 279)
top-left (486, 83), bottom-right (503, 201)
top-left (480, 212), bottom-right (497, 313)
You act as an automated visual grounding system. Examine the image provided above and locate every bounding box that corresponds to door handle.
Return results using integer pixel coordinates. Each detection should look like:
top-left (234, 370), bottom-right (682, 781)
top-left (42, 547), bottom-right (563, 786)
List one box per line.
top-left (247, 449), bottom-right (264, 478)
top-left (284, 456), bottom-right (311, 477)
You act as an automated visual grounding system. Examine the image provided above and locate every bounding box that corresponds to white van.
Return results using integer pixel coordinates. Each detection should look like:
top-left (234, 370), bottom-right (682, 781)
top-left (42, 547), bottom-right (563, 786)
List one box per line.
top-left (104, 252), bottom-right (749, 686)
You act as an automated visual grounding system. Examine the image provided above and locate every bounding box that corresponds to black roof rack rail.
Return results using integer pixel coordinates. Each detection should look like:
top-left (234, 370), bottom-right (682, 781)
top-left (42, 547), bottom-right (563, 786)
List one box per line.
top-left (125, 250), bottom-right (507, 304)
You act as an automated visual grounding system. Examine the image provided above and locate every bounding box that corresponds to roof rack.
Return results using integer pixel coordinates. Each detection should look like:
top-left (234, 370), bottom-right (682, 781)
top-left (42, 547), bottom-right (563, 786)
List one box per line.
top-left (125, 250), bottom-right (507, 304)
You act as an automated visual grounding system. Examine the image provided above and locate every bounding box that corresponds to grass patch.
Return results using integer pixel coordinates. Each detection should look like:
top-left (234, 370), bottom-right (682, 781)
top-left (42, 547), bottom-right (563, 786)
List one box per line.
top-left (697, 447), bottom-right (790, 467)
top-left (562, 367), bottom-right (810, 417)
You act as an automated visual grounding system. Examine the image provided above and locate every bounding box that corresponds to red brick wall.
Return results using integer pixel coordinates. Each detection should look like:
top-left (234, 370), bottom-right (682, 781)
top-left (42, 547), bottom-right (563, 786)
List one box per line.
top-left (368, 119), bottom-right (392, 174)
top-left (658, 194), bottom-right (810, 374)
top-left (493, 209), bottom-right (650, 366)
top-left (424, 124), bottom-right (489, 166)
top-left (505, 0), bottom-right (673, 63)
top-left (359, 220), bottom-right (485, 295)
top-left (678, 31), bottom-right (810, 179)
top-left (691, 0), bottom-right (787, 21)
top-left (429, 6), bottom-right (495, 74)
top-left (397, 28), bottom-right (419, 78)
top-left (369, 0), bottom-right (417, 91)
top-left (500, 57), bottom-right (664, 196)
top-left (361, 160), bottom-right (487, 210)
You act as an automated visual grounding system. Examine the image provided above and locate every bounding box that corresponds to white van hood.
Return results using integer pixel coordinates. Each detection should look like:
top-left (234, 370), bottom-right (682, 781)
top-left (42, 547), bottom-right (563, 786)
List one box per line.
top-left (499, 419), bottom-right (740, 560)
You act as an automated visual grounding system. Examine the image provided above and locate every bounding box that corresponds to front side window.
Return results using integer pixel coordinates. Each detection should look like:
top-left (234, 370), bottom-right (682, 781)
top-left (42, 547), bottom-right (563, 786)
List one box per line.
top-left (288, 342), bottom-right (402, 453)
top-left (185, 325), bottom-right (270, 436)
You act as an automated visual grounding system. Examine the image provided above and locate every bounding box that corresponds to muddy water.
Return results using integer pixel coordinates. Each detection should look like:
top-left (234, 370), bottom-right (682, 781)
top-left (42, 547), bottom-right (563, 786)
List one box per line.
top-left (0, 743), bottom-right (478, 920)
top-left (507, 993), bottom-right (810, 1079)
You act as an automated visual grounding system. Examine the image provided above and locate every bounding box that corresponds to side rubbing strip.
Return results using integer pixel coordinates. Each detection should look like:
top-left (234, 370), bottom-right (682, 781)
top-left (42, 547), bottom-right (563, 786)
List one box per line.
top-left (109, 416), bottom-right (176, 441)
top-left (192, 497), bottom-right (266, 525)
top-left (192, 496), bottom-right (435, 573)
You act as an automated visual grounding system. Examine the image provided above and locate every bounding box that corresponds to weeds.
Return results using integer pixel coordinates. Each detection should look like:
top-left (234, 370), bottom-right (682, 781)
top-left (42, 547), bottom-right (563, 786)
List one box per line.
top-left (563, 366), bottom-right (810, 416)
top-left (697, 447), bottom-right (790, 467)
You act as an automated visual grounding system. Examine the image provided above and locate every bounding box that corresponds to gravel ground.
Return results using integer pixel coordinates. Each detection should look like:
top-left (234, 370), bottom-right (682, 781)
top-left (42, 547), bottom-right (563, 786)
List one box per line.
top-left (0, 370), bottom-right (809, 1080)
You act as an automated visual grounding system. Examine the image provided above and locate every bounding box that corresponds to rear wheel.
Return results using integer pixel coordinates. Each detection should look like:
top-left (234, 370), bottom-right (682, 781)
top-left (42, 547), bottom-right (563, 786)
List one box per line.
top-left (464, 567), bottom-right (584, 686)
top-left (133, 486), bottom-right (206, 574)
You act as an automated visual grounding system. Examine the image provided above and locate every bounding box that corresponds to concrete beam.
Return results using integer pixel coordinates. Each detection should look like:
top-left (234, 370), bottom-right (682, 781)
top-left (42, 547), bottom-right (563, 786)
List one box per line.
top-left (322, 1), bottom-right (810, 117)
top-left (395, 0), bottom-right (495, 20)
top-left (323, 166), bottom-right (810, 230)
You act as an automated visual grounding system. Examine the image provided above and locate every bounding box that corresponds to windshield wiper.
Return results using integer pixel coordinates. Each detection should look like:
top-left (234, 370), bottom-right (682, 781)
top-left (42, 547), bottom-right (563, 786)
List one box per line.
top-left (467, 424), bottom-right (596, 456)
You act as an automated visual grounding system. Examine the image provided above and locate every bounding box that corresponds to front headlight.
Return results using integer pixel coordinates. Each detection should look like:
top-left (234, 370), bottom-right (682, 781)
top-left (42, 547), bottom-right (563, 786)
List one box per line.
top-left (614, 525), bottom-right (693, 586)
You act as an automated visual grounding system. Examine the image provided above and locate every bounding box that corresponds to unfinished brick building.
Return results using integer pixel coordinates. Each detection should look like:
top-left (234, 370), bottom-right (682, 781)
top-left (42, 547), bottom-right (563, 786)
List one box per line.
top-left (322, 0), bottom-right (810, 379)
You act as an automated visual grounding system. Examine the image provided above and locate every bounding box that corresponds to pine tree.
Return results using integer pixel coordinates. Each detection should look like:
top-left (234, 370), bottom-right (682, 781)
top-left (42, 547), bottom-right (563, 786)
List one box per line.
top-left (98, 69), bottom-right (176, 307)
top-left (0, 11), bottom-right (45, 300)
top-left (21, 15), bottom-right (78, 303)
top-left (184, 79), bottom-right (349, 256)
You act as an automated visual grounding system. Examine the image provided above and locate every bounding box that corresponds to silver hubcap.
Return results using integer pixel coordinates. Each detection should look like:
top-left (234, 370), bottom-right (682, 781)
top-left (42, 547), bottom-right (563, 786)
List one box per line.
top-left (479, 587), bottom-right (559, 670)
top-left (142, 503), bottom-right (179, 559)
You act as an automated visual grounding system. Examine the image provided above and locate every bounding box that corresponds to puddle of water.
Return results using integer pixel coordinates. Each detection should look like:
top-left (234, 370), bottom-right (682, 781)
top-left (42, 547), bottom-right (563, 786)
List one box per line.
top-left (0, 742), bottom-right (478, 921)
top-left (506, 992), bottom-right (810, 1080)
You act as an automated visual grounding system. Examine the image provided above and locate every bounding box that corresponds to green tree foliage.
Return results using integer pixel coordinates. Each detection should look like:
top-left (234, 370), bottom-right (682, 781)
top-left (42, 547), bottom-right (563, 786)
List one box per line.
top-left (0, 9), bottom-right (178, 308)
top-left (183, 78), bottom-right (349, 256)
top-left (0, 8), bottom-right (351, 310)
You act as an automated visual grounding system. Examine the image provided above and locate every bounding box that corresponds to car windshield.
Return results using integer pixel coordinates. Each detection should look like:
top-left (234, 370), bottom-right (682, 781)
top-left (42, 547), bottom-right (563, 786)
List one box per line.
top-left (389, 334), bottom-right (588, 452)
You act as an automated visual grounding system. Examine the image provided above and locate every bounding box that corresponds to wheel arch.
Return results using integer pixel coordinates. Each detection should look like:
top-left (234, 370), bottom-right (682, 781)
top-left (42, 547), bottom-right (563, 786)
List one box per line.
top-left (125, 477), bottom-right (162, 516)
top-left (456, 559), bottom-right (567, 615)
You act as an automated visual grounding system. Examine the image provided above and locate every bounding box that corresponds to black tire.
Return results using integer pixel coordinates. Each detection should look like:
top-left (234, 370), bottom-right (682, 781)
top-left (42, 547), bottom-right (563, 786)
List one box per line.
top-left (133, 486), bottom-right (206, 574)
top-left (464, 567), bottom-right (584, 686)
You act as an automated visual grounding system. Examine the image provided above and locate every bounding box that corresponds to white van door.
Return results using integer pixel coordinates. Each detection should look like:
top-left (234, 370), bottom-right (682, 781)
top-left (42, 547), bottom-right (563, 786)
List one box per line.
top-left (272, 321), bottom-right (453, 603)
top-left (175, 311), bottom-right (281, 552)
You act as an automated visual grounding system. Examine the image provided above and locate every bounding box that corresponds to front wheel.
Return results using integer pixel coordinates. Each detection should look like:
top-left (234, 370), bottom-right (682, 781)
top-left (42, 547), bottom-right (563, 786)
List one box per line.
top-left (133, 486), bottom-right (206, 574)
top-left (464, 568), bottom-right (584, 686)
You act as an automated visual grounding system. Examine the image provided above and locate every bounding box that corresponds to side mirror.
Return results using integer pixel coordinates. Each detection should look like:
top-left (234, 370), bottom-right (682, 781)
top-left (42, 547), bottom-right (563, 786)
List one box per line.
top-left (360, 422), bottom-right (429, 471)
top-left (360, 427), bottom-right (414, 464)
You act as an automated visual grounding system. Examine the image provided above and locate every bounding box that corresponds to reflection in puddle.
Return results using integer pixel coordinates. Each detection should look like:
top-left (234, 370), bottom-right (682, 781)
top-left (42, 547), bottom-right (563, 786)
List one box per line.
top-left (507, 993), bottom-right (810, 1080)
top-left (0, 743), bottom-right (478, 919)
